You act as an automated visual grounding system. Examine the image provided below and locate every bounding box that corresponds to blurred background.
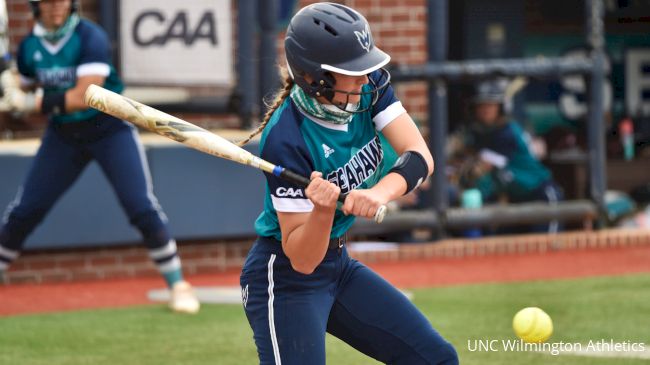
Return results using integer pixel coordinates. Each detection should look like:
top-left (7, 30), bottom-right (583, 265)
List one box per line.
top-left (0, 0), bottom-right (649, 282)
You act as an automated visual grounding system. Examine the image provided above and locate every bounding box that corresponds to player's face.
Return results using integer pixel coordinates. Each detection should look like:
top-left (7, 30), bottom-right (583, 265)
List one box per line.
top-left (475, 103), bottom-right (500, 125)
top-left (38, 0), bottom-right (71, 30)
top-left (330, 73), bottom-right (369, 106)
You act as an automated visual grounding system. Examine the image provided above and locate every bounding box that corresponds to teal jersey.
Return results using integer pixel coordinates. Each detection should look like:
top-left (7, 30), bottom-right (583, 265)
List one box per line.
top-left (467, 121), bottom-right (551, 200)
top-left (255, 71), bottom-right (405, 241)
top-left (16, 19), bottom-right (123, 124)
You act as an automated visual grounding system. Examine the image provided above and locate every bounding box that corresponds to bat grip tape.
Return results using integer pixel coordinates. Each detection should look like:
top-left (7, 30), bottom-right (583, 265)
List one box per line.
top-left (275, 166), bottom-right (309, 187)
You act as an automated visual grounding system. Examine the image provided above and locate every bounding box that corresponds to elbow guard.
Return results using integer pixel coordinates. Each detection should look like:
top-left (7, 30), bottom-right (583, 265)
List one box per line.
top-left (388, 150), bottom-right (429, 195)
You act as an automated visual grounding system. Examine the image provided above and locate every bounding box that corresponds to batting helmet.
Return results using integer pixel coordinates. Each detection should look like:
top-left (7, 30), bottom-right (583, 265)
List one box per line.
top-left (473, 78), bottom-right (508, 104)
top-left (28, 0), bottom-right (79, 18)
top-left (285, 2), bottom-right (391, 112)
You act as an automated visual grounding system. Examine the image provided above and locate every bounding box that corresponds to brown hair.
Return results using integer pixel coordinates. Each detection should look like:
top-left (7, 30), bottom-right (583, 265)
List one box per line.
top-left (237, 69), bottom-right (294, 147)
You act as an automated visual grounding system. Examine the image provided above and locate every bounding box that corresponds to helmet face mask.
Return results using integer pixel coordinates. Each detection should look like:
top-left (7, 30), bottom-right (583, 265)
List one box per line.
top-left (285, 2), bottom-right (392, 114)
top-left (325, 68), bottom-right (391, 113)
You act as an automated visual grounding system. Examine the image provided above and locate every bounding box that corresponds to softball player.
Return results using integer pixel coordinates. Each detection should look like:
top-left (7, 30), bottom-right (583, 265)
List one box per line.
top-left (458, 79), bottom-right (563, 233)
top-left (239, 3), bottom-right (458, 364)
top-left (0, 0), bottom-right (199, 314)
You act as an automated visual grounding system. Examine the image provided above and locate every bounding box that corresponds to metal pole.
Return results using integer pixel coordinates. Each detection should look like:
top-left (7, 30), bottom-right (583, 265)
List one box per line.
top-left (350, 200), bottom-right (597, 235)
top-left (258, 0), bottom-right (280, 117)
top-left (237, 1), bottom-right (257, 128)
top-left (428, 0), bottom-right (449, 216)
top-left (98, 0), bottom-right (119, 70)
top-left (391, 56), bottom-right (594, 81)
top-left (586, 0), bottom-right (607, 214)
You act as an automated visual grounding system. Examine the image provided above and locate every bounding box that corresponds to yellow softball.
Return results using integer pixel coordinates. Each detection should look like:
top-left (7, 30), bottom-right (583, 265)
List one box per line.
top-left (512, 307), bottom-right (553, 343)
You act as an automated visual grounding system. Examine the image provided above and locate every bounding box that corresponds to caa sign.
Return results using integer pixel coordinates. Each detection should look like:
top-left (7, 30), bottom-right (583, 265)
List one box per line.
top-left (120, 0), bottom-right (232, 85)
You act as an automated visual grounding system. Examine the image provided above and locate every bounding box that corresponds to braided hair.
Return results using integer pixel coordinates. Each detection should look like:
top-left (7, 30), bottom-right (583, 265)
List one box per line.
top-left (237, 69), bottom-right (294, 147)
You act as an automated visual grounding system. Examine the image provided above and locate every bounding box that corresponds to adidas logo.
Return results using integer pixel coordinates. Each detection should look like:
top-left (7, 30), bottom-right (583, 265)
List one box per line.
top-left (322, 144), bottom-right (335, 158)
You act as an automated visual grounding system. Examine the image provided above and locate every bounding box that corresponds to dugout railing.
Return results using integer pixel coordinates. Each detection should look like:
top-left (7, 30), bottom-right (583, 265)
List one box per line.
top-left (350, 200), bottom-right (597, 237)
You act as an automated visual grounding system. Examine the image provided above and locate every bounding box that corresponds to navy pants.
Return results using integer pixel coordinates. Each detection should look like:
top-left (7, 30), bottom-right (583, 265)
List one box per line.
top-left (0, 116), bottom-right (170, 252)
top-left (240, 237), bottom-right (458, 365)
top-left (510, 181), bottom-right (564, 234)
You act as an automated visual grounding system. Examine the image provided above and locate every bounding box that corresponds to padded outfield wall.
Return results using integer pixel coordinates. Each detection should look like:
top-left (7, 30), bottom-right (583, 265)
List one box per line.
top-left (0, 136), bottom-right (265, 250)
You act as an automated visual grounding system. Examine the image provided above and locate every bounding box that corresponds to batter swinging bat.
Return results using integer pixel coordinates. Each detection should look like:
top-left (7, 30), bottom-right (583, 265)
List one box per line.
top-left (84, 84), bottom-right (386, 223)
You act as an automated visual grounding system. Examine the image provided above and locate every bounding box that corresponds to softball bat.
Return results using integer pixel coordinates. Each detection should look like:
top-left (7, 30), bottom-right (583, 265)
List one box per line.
top-left (84, 84), bottom-right (386, 223)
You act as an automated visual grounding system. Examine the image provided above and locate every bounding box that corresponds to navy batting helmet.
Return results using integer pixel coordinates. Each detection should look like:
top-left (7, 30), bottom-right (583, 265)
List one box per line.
top-left (285, 2), bottom-right (391, 112)
top-left (473, 78), bottom-right (508, 104)
top-left (29, 0), bottom-right (79, 18)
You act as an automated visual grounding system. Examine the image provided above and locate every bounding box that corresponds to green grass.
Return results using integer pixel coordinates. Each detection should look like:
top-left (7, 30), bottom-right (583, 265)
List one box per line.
top-left (1, 274), bottom-right (649, 365)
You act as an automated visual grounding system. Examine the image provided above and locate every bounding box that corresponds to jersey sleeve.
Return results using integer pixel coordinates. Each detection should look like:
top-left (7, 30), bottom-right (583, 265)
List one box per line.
top-left (16, 38), bottom-right (36, 85)
top-left (76, 22), bottom-right (111, 78)
top-left (369, 70), bottom-right (406, 131)
top-left (490, 123), bottom-right (521, 159)
top-left (261, 117), bottom-right (316, 213)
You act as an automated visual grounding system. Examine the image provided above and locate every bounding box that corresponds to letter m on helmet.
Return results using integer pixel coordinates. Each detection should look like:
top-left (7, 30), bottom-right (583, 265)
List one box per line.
top-left (354, 24), bottom-right (371, 53)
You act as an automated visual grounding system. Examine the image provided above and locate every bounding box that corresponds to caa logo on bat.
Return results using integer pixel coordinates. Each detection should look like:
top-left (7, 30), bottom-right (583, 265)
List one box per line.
top-left (276, 187), bottom-right (304, 198)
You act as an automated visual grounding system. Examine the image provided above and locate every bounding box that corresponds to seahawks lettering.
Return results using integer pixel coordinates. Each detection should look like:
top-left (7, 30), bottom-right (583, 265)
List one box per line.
top-left (36, 66), bottom-right (75, 88)
top-left (326, 135), bottom-right (383, 193)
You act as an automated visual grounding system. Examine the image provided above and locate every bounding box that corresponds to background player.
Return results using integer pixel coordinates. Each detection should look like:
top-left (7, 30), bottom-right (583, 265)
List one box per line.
top-left (0, 0), bottom-right (199, 313)
top-left (452, 78), bottom-right (563, 233)
top-left (238, 3), bottom-right (458, 364)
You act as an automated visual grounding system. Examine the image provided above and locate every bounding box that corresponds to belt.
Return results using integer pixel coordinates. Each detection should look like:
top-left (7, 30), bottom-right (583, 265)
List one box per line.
top-left (328, 234), bottom-right (347, 249)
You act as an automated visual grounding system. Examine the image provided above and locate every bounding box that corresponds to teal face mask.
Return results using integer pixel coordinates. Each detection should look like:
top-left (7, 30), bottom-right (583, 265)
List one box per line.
top-left (34, 13), bottom-right (80, 44)
top-left (290, 85), bottom-right (357, 125)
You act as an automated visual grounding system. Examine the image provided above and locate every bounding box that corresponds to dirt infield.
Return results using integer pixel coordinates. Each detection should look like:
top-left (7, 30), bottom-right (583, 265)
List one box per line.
top-left (1, 244), bottom-right (648, 316)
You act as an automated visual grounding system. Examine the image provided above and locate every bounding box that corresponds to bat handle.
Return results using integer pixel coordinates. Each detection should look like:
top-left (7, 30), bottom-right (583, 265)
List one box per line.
top-left (275, 167), bottom-right (386, 223)
top-left (276, 167), bottom-right (311, 187)
top-left (339, 192), bottom-right (386, 224)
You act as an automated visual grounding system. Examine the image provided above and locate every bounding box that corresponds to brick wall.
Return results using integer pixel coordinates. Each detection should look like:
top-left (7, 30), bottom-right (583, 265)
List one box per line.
top-left (5, 0), bottom-right (430, 128)
top-left (6, 0), bottom-right (32, 49)
top-left (3, 239), bottom-right (253, 285)
top-left (3, 229), bottom-right (650, 285)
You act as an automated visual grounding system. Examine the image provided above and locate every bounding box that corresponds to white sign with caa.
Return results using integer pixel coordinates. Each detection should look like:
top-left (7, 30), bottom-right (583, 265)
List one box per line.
top-left (120, 0), bottom-right (232, 85)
